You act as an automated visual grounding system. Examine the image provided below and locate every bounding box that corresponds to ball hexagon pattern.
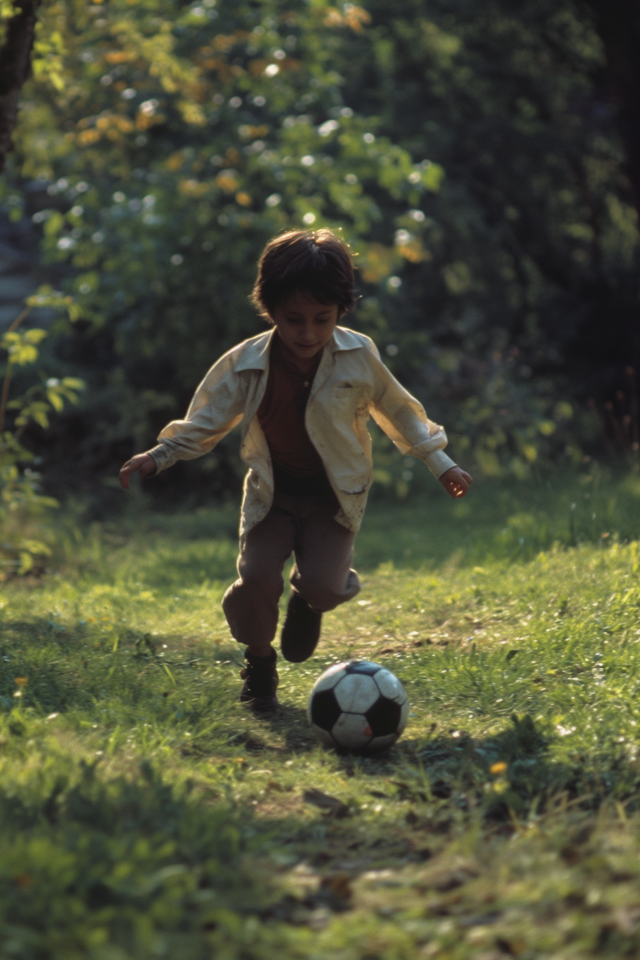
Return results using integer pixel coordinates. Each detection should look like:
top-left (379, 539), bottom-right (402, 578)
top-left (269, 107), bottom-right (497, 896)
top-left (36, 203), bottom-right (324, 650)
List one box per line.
top-left (307, 660), bottom-right (409, 754)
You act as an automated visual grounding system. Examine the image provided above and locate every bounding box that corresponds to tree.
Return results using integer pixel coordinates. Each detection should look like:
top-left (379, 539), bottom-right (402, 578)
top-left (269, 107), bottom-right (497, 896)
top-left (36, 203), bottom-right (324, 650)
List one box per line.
top-left (0, 0), bottom-right (41, 173)
top-left (584, 0), bottom-right (640, 214)
top-left (336, 0), bottom-right (639, 470)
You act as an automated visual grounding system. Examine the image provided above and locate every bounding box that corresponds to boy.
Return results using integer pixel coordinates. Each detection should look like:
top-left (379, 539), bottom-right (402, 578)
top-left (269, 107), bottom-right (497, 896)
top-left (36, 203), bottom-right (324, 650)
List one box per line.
top-left (119, 229), bottom-right (472, 710)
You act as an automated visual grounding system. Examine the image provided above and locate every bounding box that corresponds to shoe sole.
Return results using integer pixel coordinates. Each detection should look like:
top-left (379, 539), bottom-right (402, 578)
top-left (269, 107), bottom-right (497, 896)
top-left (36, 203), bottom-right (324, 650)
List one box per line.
top-left (280, 644), bottom-right (318, 663)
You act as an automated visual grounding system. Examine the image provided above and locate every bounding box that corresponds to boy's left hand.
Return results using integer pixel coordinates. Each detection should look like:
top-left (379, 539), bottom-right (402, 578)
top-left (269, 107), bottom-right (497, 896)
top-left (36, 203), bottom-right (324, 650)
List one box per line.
top-left (439, 466), bottom-right (473, 499)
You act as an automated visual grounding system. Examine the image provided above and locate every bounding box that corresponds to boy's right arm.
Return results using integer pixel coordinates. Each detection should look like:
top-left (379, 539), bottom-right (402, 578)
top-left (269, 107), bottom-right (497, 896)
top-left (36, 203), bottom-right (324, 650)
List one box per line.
top-left (118, 351), bottom-right (246, 490)
top-left (119, 453), bottom-right (157, 490)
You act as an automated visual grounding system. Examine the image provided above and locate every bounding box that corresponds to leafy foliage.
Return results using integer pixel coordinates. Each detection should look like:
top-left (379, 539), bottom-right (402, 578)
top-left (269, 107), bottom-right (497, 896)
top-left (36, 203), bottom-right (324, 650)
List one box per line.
top-left (5, 0), bottom-right (638, 490)
top-left (336, 0), bottom-right (640, 473)
top-left (0, 289), bottom-right (83, 574)
top-left (4, 0), bottom-right (444, 496)
top-left (0, 0), bottom-right (638, 500)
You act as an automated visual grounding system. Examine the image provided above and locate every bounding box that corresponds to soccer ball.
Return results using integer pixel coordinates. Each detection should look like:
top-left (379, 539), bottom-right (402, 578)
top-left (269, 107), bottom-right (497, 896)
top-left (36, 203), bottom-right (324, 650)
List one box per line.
top-left (307, 660), bottom-right (409, 754)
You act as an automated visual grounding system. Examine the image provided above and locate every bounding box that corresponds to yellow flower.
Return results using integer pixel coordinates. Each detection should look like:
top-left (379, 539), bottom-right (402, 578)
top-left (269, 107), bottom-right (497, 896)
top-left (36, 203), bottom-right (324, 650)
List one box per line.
top-left (490, 761), bottom-right (508, 775)
top-left (14, 677), bottom-right (27, 687)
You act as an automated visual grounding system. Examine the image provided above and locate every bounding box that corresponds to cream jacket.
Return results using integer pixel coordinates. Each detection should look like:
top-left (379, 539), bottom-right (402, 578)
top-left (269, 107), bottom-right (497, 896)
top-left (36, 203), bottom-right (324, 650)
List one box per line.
top-left (148, 326), bottom-right (456, 538)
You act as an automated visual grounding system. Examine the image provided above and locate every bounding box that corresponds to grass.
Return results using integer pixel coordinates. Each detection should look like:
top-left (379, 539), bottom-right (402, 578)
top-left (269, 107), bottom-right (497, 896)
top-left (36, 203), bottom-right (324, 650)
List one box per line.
top-left (3, 464), bottom-right (640, 957)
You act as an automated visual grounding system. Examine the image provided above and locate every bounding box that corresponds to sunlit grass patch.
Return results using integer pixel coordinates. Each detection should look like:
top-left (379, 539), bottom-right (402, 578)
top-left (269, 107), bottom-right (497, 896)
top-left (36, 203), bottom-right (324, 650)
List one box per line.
top-left (2, 474), bottom-right (640, 956)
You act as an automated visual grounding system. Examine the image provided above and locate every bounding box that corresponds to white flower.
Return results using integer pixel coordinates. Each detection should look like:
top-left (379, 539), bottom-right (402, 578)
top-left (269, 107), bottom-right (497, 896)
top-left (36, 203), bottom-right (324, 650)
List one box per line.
top-left (266, 194), bottom-right (281, 207)
top-left (302, 212), bottom-right (316, 225)
top-left (139, 99), bottom-right (158, 116)
top-left (264, 64), bottom-right (279, 77)
top-left (318, 119), bottom-right (338, 136)
top-left (556, 725), bottom-right (576, 737)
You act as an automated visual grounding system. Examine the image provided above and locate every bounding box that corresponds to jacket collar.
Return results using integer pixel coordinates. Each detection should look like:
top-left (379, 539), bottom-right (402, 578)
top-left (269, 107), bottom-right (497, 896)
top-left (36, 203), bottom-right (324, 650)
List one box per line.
top-left (233, 325), bottom-right (363, 373)
top-left (331, 326), bottom-right (366, 353)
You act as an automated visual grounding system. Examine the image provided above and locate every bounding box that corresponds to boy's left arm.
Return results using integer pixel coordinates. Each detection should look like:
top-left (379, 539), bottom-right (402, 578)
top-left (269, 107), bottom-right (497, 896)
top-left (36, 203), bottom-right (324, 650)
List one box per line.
top-left (366, 346), bottom-right (473, 498)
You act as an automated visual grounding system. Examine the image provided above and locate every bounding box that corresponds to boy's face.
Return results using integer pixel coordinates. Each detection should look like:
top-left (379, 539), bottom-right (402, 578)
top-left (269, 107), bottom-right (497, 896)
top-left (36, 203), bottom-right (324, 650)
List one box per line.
top-left (271, 291), bottom-right (340, 363)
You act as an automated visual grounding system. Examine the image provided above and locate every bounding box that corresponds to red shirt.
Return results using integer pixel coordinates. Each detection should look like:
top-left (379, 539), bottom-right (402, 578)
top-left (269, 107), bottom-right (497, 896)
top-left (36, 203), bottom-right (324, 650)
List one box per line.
top-left (257, 336), bottom-right (324, 477)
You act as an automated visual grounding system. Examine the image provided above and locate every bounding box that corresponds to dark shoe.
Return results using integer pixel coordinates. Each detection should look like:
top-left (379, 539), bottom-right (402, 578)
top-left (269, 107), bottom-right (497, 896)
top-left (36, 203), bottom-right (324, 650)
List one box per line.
top-left (280, 592), bottom-right (322, 663)
top-left (240, 649), bottom-right (279, 711)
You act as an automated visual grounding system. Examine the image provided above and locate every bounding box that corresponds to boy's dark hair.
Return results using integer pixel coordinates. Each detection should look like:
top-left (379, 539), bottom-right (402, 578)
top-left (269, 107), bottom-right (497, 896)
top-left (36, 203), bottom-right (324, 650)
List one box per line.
top-left (251, 229), bottom-right (356, 320)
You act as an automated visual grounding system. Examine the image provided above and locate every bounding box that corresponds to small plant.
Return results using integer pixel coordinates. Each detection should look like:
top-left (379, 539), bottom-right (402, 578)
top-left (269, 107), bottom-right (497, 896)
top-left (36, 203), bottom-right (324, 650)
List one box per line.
top-left (0, 289), bottom-right (83, 575)
top-left (591, 366), bottom-right (640, 458)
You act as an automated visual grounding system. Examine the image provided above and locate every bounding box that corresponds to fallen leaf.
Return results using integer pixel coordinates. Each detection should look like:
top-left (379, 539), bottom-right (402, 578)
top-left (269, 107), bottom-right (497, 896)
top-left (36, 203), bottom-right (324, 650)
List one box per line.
top-left (303, 789), bottom-right (349, 818)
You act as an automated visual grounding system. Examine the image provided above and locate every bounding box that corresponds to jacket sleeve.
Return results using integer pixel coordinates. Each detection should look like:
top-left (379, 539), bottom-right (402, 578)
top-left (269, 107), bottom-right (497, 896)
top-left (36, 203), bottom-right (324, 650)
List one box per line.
top-left (365, 339), bottom-right (456, 479)
top-left (146, 352), bottom-right (246, 474)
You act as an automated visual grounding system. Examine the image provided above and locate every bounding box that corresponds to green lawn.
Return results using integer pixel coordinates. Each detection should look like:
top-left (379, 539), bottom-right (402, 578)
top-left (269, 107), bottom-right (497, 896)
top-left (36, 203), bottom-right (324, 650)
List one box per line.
top-left (4, 465), bottom-right (640, 958)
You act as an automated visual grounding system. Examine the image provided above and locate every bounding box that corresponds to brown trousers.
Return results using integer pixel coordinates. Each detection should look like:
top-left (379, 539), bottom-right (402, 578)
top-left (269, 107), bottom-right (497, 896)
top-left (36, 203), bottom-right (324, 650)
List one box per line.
top-left (222, 491), bottom-right (361, 647)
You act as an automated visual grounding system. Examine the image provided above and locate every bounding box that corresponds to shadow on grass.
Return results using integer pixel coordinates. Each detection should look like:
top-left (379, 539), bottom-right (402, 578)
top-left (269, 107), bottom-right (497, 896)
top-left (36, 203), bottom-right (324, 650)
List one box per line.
top-left (243, 706), bottom-right (640, 822)
top-left (1, 720), bottom-right (637, 955)
top-left (2, 651), bottom-right (640, 957)
top-left (81, 469), bottom-right (640, 587)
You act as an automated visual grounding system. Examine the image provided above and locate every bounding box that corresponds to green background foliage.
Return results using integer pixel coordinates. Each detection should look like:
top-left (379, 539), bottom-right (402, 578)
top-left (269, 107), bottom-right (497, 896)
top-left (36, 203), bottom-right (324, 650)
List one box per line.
top-left (0, 0), bottom-right (637, 504)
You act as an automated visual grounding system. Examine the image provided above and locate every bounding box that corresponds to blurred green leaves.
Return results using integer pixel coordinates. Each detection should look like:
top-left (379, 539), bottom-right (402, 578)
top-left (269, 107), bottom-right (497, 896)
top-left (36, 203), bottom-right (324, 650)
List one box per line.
top-left (0, 289), bottom-right (84, 575)
top-left (1, 0), bottom-right (638, 497)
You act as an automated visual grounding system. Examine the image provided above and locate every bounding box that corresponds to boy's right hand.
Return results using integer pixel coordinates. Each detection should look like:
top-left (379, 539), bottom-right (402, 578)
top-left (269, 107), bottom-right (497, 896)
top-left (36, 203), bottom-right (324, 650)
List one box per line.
top-left (119, 453), bottom-right (157, 490)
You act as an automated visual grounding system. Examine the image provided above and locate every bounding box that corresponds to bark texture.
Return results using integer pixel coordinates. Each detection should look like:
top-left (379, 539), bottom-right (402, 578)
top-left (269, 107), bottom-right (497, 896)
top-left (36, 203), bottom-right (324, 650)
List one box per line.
top-left (585, 0), bottom-right (640, 215)
top-left (0, 1), bottom-right (39, 174)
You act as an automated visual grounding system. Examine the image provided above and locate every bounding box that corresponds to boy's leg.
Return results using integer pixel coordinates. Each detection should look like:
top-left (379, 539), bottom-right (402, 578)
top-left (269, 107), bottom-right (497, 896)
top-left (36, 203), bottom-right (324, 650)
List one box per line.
top-left (290, 497), bottom-right (360, 611)
top-left (223, 504), bottom-right (296, 709)
top-left (222, 504), bottom-right (295, 655)
top-left (281, 496), bottom-right (360, 662)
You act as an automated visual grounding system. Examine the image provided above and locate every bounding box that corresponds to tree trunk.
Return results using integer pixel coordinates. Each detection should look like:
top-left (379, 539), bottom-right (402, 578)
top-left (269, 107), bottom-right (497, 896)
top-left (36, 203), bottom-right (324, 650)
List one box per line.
top-left (585, 0), bottom-right (640, 216)
top-left (0, 1), bottom-right (40, 174)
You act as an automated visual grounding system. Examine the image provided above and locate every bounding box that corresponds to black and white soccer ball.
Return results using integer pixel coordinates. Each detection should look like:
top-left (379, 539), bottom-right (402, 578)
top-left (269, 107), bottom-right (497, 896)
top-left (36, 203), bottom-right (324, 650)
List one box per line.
top-left (307, 660), bottom-right (409, 754)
